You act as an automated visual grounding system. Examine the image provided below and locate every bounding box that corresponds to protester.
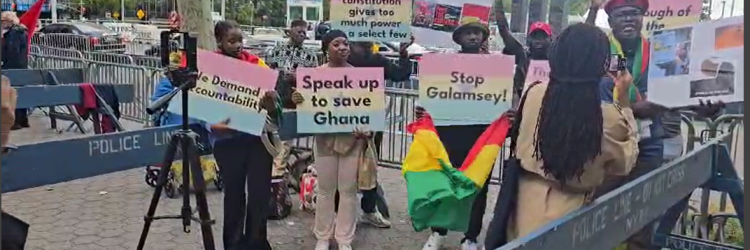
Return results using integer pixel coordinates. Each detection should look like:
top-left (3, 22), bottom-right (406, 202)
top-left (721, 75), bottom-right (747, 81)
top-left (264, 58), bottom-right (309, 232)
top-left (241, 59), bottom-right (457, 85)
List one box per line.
top-left (1, 75), bottom-right (16, 148)
top-left (415, 20), bottom-right (499, 250)
top-left (1, 11), bottom-right (29, 130)
top-left (297, 30), bottom-right (366, 250)
top-left (345, 38), bottom-right (414, 229)
top-left (507, 23), bottom-right (639, 241)
top-left (207, 20), bottom-right (277, 250)
top-left (493, 3), bottom-right (552, 98)
top-left (586, 0), bottom-right (723, 249)
top-left (266, 19), bottom-right (320, 109)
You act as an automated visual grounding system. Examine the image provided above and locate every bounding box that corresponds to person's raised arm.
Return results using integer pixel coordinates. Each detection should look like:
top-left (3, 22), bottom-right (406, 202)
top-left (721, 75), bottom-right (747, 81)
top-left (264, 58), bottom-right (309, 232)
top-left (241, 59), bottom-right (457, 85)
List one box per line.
top-left (494, 2), bottom-right (524, 56)
top-left (585, 0), bottom-right (605, 25)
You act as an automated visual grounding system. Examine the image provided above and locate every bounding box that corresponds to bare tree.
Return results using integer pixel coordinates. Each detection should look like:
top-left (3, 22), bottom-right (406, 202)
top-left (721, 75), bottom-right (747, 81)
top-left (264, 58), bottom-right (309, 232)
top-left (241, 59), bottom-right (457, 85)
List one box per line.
top-left (178, 0), bottom-right (216, 50)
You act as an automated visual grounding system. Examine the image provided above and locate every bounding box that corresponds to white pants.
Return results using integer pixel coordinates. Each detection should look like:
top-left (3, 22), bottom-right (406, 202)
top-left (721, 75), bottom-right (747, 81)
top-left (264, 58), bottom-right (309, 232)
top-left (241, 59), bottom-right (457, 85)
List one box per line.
top-left (313, 155), bottom-right (359, 244)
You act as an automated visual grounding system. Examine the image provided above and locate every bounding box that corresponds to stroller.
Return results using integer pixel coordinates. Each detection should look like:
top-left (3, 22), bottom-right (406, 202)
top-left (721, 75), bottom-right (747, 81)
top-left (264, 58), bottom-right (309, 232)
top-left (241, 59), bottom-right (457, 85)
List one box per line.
top-left (144, 106), bottom-right (223, 198)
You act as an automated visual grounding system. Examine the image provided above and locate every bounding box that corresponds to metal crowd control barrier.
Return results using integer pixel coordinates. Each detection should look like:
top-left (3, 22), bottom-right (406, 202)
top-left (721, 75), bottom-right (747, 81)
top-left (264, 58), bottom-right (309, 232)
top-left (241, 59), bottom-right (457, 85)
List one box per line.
top-left (496, 131), bottom-right (744, 250)
top-left (1, 124), bottom-right (203, 192)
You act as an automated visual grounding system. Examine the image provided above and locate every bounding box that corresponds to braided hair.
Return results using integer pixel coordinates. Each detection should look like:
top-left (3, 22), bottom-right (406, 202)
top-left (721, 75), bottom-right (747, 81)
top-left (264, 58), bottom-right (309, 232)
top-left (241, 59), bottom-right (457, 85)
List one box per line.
top-left (533, 23), bottom-right (611, 184)
top-left (214, 20), bottom-right (240, 41)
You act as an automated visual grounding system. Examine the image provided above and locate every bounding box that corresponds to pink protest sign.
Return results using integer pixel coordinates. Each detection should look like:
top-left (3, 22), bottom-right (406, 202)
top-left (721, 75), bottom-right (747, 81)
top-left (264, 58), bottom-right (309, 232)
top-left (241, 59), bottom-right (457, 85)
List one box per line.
top-left (295, 67), bottom-right (386, 133)
top-left (196, 49), bottom-right (278, 90)
top-left (167, 49), bottom-right (279, 136)
top-left (419, 53), bottom-right (515, 124)
top-left (644, 0), bottom-right (702, 32)
top-left (524, 60), bottom-right (550, 95)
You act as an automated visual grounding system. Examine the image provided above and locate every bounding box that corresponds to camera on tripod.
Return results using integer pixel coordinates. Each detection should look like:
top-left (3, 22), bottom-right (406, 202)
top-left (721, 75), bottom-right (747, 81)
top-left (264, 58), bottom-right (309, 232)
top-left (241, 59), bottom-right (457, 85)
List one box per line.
top-left (140, 30), bottom-right (218, 250)
top-left (160, 30), bottom-right (199, 88)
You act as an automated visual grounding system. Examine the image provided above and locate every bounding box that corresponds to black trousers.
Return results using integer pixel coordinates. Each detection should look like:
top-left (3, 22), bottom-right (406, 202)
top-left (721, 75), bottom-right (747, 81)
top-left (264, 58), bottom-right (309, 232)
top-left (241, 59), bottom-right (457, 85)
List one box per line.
top-left (14, 109), bottom-right (28, 127)
top-left (432, 125), bottom-right (489, 242)
top-left (360, 131), bottom-right (385, 213)
top-left (213, 135), bottom-right (273, 250)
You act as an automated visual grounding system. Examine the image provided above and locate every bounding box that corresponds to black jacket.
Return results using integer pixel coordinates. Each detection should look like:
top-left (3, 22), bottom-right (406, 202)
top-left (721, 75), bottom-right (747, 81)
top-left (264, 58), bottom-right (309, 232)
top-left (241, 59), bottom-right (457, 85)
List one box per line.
top-left (348, 53), bottom-right (413, 82)
top-left (2, 25), bottom-right (29, 70)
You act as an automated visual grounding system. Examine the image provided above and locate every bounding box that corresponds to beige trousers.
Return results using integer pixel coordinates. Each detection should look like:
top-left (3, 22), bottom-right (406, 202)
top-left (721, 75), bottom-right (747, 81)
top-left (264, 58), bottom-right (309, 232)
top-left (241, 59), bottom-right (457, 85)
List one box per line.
top-left (313, 155), bottom-right (359, 244)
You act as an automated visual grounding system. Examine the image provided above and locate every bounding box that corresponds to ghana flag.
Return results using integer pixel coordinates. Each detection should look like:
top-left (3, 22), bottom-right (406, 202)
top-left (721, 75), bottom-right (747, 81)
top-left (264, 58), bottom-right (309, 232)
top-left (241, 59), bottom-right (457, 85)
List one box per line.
top-left (402, 114), bottom-right (511, 232)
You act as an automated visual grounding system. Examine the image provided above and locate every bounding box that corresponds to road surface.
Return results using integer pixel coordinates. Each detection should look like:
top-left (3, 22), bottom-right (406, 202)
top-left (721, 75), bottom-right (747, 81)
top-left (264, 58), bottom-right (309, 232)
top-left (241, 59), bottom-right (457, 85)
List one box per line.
top-left (2, 113), bottom-right (502, 250)
top-left (2, 111), bottom-right (742, 249)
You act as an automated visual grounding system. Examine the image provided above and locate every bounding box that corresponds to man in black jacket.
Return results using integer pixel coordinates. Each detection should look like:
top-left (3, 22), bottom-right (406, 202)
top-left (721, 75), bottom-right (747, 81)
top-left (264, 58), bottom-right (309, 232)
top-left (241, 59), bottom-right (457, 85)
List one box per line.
top-left (345, 38), bottom-right (413, 228)
top-left (494, 2), bottom-right (552, 99)
top-left (2, 13), bottom-right (29, 130)
top-left (418, 20), bottom-right (495, 250)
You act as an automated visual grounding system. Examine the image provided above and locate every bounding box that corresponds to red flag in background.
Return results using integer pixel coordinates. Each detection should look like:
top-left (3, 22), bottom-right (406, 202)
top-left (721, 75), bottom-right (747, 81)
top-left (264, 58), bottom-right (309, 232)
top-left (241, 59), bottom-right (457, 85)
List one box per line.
top-left (19, 0), bottom-right (45, 49)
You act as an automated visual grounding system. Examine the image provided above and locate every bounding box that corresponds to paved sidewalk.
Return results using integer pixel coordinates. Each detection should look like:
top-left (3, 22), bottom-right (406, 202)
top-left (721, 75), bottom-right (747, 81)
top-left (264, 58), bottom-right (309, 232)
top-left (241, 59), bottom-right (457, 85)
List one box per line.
top-left (2, 114), bottom-right (501, 250)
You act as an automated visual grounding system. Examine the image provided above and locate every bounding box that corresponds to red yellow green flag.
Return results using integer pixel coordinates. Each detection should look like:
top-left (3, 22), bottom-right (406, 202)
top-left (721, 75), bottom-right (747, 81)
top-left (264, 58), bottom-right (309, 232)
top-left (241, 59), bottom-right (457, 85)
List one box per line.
top-left (402, 114), bottom-right (511, 231)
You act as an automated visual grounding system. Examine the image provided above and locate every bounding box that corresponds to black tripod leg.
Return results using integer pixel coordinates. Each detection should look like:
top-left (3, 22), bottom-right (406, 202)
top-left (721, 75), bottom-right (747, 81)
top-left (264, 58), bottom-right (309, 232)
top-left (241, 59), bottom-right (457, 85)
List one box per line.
top-left (136, 134), bottom-right (181, 250)
top-left (186, 137), bottom-right (216, 250)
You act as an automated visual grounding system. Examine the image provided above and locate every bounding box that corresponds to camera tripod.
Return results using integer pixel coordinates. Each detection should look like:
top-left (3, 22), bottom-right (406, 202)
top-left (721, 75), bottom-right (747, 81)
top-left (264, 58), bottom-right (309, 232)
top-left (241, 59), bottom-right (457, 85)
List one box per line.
top-left (136, 30), bottom-right (216, 250)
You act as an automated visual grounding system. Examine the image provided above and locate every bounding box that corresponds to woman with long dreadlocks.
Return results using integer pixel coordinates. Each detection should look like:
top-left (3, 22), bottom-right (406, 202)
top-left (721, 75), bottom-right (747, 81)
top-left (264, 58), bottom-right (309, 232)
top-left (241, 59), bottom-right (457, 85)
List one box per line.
top-left (506, 23), bottom-right (639, 239)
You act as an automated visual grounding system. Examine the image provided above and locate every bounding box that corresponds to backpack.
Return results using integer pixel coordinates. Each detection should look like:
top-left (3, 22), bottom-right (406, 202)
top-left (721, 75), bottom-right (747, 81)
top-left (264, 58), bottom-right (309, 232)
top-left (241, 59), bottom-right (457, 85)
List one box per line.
top-left (267, 176), bottom-right (293, 220)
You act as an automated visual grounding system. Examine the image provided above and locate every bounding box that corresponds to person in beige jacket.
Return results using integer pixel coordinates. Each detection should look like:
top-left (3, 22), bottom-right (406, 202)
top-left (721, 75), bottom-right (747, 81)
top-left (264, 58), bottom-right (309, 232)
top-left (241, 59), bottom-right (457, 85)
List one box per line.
top-left (508, 23), bottom-right (640, 240)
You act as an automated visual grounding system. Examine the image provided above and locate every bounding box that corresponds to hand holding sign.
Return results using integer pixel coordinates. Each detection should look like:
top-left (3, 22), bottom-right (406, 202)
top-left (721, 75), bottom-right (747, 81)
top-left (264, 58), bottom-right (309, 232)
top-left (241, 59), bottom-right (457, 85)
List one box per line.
top-left (291, 88), bottom-right (305, 104)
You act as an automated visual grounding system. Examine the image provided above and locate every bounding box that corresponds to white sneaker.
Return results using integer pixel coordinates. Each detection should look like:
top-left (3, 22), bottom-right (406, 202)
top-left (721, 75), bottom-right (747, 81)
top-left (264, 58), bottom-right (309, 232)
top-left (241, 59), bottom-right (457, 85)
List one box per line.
top-left (461, 240), bottom-right (480, 250)
top-left (422, 232), bottom-right (447, 250)
top-left (362, 212), bottom-right (392, 228)
top-left (338, 244), bottom-right (353, 250)
top-left (314, 240), bottom-right (330, 250)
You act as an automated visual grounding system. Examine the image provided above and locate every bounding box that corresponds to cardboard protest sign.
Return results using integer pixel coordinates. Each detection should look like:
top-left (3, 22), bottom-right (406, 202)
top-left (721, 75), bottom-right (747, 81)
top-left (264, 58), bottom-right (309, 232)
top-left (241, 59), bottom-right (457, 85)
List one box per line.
top-left (168, 49), bottom-right (278, 136)
top-left (411, 0), bottom-right (493, 48)
top-left (643, 0), bottom-right (702, 32)
top-left (648, 16), bottom-right (744, 108)
top-left (524, 60), bottom-right (550, 95)
top-left (419, 53), bottom-right (514, 125)
top-left (329, 0), bottom-right (412, 42)
top-left (296, 67), bottom-right (386, 133)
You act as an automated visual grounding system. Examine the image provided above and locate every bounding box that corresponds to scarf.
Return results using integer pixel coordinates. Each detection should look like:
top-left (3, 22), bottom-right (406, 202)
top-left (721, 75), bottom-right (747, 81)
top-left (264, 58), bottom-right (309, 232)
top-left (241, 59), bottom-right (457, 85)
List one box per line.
top-left (608, 33), bottom-right (649, 102)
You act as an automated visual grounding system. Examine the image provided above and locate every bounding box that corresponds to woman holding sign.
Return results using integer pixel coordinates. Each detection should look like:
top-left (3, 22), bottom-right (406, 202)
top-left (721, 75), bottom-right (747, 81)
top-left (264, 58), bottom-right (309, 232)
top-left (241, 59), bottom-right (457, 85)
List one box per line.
top-left (294, 30), bottom-right (366, 250)
top-left (207, 20), bottom-right (278, 250)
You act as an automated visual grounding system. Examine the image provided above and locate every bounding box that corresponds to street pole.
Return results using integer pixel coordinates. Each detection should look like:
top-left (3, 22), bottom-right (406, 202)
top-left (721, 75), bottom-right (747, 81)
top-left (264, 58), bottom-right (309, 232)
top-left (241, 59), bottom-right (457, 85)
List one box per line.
top-left (121, 0), bottom-right (126, 21)
top-left (720, 1), bottom-right (726, 18)
top-left (178, 0), bottom-right (216, 50)
top-left (221, 0), bottom-right (226, 19)
top-left (51, 0), bottom-right (57, 23)
top-left (729, 0), bottom-right (735, 16)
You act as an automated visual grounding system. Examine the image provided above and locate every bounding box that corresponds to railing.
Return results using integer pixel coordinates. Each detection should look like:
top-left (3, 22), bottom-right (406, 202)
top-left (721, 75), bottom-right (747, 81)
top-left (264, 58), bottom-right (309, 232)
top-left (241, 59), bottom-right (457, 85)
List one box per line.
top-left (494, 115), bottom-right (744, 250)
top-left (21, 44), bottom-right (744, 249)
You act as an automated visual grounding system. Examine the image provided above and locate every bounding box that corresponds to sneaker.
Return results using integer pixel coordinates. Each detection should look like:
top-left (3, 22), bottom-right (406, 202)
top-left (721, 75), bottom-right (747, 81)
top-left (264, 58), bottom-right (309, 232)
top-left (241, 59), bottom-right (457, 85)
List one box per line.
top-left (362, 212), bottom-right (392, 228)
top-left (338, 244), bottom-right (353, 250)
top-left (461, 240), bottom-right (480, 250)
top-left (314, 240), bottom-right (330, 250)
top-left (422, 232), bottom-right (447, 250)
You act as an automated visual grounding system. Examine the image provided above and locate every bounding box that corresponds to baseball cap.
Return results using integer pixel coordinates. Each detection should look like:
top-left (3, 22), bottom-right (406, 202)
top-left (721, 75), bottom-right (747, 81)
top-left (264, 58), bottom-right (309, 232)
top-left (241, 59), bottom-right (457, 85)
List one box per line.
top-left (528, 22), bottom-right (552, 36)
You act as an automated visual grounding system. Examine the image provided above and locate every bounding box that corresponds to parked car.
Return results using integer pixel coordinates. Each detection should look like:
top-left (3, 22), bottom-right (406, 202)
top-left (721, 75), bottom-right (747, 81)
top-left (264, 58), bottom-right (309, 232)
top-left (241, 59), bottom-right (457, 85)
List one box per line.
top-left (35, 22), bottom-right (126, 53)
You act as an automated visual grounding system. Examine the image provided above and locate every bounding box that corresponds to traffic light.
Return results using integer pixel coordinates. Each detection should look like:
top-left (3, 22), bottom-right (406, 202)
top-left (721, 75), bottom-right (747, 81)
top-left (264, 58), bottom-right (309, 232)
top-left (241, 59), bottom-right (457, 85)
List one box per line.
top-left (10, 3), bottom-right (15, 11)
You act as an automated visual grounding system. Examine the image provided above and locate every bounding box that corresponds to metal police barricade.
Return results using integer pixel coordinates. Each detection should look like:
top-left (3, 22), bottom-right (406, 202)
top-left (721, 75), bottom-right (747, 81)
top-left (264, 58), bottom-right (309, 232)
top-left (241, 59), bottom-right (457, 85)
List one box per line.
top-left (31, 46), bottom-right (88, 69)
top-left (1, 124), bottom-right (205, 192)
top-left (88, 61), bottom-right (154, 124)
top-left (677, 114), bottom-right (745, 245)
top-left (494, 132), bottom-right (744, 250)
